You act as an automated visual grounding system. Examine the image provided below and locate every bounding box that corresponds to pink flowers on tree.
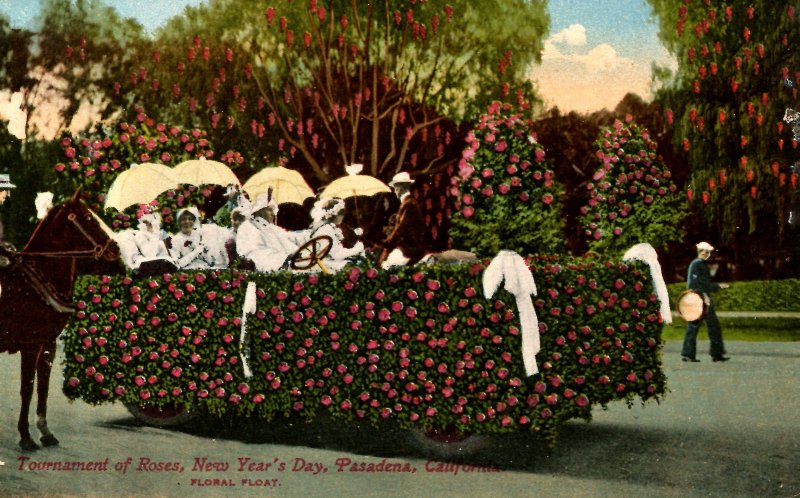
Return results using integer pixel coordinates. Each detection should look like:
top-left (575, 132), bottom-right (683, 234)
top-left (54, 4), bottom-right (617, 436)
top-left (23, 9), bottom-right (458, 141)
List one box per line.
top-left (450, 101), bottom-right (565, 257)
top-left (579, 117), bottom-right (684, 254)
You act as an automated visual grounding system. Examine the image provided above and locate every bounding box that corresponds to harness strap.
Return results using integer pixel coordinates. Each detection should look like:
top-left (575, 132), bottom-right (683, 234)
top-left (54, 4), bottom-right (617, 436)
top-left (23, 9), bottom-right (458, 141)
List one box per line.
top-left (19, 261), bottom-right (75, 313)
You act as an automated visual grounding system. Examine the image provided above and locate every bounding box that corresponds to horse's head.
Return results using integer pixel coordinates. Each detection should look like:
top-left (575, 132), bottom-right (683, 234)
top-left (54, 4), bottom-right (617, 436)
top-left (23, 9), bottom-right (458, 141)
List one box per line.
top-left (22, 190), bottom-right (120, 262)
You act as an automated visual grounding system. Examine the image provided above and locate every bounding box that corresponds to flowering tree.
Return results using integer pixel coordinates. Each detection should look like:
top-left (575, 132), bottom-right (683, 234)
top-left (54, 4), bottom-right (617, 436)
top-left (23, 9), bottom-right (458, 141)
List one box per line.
top-left (98, 0), bottom-right (548, 184)
top-left (579, 117), bottom-right (685, 255)
top-left (648, 0), bottom-right (800, 270)
top-left (449, 102), bottom-right (565, 257)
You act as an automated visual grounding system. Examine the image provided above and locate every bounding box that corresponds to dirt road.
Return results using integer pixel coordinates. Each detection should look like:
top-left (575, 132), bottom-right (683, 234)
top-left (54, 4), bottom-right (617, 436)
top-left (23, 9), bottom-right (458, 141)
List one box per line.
top-left (1, 340), bottom-right (798, 497)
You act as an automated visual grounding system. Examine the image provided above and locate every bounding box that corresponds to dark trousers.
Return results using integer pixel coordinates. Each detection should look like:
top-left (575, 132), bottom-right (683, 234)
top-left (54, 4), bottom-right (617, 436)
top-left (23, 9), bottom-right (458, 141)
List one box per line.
top-left (681, 302), bottom-right (726, 359)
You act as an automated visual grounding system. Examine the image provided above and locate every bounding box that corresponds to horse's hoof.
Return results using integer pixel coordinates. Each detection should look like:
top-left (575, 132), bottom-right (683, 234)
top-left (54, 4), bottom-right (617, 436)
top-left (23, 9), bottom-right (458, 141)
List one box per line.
top-left (19, 437), bottom-right (40, 451)
top-left (40, 434), bottom-right (59, 447)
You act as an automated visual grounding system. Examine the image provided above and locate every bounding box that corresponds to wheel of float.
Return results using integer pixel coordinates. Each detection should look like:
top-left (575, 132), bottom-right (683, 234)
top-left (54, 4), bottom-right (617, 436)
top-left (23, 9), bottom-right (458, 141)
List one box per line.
top-left (125, 402), bottom-right (204, 427)
top-left (408, 425), bottom-right (491, 457)
top-left (289, 235), bottom-right (333, 271)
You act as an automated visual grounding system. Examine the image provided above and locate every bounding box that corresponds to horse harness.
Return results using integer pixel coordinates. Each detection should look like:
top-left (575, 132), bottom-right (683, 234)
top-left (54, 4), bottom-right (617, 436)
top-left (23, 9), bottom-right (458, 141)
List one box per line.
top-left (0, 212), bottom-right (116, 313)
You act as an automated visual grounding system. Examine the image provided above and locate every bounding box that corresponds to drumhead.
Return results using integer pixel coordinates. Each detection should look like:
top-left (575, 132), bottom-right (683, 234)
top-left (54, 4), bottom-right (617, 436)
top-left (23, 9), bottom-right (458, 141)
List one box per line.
top-left (677, 290), bottom-right (705, 321)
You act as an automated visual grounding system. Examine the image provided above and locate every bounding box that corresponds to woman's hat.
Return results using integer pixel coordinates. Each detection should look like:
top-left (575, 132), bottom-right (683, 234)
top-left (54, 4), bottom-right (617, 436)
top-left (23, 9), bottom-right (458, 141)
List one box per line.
top-left (389, 171), bottom-right (414, 187)
top-left (0, 174), bottom-right (16, 189)
top-left (696, 241), bottom-right (715, 251)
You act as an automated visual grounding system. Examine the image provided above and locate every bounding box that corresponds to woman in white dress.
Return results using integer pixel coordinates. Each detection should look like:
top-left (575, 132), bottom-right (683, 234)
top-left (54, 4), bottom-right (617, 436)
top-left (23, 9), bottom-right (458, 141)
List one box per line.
top-left (168, 206), bottom-right (220, 270)
top-left (307, 198), bottom-right (365, 272)
top-left (116, 212), bottom-right (176, 275)
top-left (235, 193), bottom-right (305, 272)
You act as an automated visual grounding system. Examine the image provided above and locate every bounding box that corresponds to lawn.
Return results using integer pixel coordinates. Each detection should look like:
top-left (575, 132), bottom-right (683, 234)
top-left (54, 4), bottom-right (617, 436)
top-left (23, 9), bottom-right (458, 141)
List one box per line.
top-left (662, 316), bottom-right (800, 342)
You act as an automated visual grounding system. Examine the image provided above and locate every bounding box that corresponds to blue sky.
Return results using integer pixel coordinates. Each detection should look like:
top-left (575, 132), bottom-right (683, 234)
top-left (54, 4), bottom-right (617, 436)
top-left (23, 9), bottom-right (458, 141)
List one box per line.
top-left (0, 0), bottom-right (674, 113)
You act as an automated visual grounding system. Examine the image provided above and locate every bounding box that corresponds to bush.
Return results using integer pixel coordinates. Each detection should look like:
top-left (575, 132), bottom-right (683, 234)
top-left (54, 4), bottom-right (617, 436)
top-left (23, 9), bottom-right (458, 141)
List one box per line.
top-left (54, 106), bottom-right (237, 229)
top-left (579, 117), bottom-right (685, 256)
top-left (449, 102), bottom-right (565, 257)
top-left (63, 258), bottom-right (666, 443)
top-left (668, 279), bottom-right (800, 312)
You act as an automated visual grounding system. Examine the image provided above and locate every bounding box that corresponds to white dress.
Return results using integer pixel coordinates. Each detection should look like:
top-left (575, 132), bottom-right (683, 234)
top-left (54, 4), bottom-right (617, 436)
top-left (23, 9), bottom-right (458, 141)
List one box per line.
top-left (116, 229), bottom-right (173, 271)
top-left (169, 229), bottom-right (209, 270)
top-left (236, 218), bottom-right (304, 272)
top-left (199, 223), bottom-right (233, 269)
top-left (309, 222), bottom-right (365, 272)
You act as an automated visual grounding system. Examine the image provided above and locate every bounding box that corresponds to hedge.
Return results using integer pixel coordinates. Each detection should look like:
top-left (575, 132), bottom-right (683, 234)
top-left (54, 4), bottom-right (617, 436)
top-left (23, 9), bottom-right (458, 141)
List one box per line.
top-left (62, 257), bottom-right (667, 443)
top-left (667, 279), bottom-right (800, 312)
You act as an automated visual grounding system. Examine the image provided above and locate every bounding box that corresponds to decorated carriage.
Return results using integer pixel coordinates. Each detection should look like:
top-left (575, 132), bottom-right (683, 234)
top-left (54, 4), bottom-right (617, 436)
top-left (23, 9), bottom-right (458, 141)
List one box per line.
top-left (60, 238), bottom-right (670, 451)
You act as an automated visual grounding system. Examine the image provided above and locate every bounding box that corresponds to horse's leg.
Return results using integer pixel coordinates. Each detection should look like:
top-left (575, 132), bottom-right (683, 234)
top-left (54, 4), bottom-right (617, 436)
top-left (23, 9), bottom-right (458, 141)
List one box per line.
top-left (18, 347), bottom-right (40, 451)
top-left (36, 341), bottom-right (59, 447)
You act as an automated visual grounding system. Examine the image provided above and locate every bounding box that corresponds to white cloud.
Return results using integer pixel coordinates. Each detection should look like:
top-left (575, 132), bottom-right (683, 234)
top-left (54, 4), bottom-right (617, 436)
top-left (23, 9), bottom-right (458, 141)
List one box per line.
top-left (574, 43), bottom-right (634, 72)
top-left (549, 24), bottom-right (586, 46)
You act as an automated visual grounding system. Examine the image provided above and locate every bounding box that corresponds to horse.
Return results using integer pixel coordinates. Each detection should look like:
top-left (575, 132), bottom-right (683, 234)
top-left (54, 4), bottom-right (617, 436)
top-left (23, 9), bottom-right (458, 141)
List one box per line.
top-left (0, 190), bottom-right (121, 451)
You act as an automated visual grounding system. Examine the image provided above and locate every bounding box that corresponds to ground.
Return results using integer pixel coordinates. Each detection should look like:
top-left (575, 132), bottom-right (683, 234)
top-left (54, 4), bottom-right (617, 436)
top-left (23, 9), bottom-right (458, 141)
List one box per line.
top-left (0, 340), bottom-right (798, 497)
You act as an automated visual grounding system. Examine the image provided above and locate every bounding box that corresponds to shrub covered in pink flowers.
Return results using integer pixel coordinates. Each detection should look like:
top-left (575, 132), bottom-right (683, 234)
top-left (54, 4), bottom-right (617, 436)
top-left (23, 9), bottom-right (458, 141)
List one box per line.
top-left (579, 117), bottom-right (685, 255)
top-left (63, 257), bottom-right (666, 443)
top-left (450, 102), bottom-right (565, 256)
top-left (54, 106), bottom-right (242, 229)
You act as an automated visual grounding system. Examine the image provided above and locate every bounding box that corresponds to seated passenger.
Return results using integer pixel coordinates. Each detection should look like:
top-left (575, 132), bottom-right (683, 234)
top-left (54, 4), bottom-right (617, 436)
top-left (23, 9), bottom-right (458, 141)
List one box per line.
top-left (236, 193), bottom-right (304, 272)
top-left (224, 206), bottom-right (255, 270)
top-left (199, 221), bottom-right (233, 269)
top-left (168, 206), bottom-right (218, 270)
top-left (116, 212), bottom-right (177, 275)
top-left (307, 198), bottom-right (365, 272)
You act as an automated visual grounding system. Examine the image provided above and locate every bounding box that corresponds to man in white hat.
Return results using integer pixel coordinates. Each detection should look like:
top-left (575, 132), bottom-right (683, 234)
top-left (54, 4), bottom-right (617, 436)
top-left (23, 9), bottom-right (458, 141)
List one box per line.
top-left (681, 241), bottom-right (730, 362)
top-left (378, 171), bottom-right (428, 268)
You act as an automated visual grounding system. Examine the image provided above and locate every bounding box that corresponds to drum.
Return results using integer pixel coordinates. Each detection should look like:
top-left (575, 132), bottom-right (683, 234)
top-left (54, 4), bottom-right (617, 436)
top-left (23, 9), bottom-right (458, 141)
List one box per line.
top-left (676, 290), bottom-right (707, 321)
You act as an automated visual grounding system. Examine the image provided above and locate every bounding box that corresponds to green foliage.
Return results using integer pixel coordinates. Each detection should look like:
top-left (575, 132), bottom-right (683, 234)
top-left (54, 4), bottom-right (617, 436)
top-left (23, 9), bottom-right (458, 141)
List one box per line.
top-left (579, 117), bottom-right (686, 256)
top-left (648, 0), bottom-right (800, 253)
top-left (62, 257), bottom-right (666, 442)
top-left (449, 102), bottom-right (565, 257)
top-left (668, 278), bottom-right (800, 312)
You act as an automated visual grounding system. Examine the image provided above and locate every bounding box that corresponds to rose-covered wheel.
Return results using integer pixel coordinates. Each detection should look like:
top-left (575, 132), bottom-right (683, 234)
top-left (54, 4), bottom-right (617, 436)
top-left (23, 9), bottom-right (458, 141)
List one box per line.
top-left (409, 425), bottom-right (491, 457)
top-left (289, 235), bottom-right (333, 272)
top-left (125, 402), bottom-right (203, 427)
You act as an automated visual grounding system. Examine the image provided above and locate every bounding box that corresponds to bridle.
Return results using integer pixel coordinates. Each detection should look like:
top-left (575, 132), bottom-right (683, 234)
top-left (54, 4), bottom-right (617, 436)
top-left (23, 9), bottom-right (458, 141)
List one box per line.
top-left (20, 209), bottom-right (116, 260)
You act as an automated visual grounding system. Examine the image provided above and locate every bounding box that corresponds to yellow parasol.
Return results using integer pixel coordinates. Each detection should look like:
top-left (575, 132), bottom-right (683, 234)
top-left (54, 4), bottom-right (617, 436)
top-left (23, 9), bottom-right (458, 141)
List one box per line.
top-left (242, 166), bottom-right (314, 205)
top-left (318, 163), bottom-right (391, 199)
top-left (172, 157), bottom-right (240, 187)
top-left (104, 163), bottom-right (178, 211)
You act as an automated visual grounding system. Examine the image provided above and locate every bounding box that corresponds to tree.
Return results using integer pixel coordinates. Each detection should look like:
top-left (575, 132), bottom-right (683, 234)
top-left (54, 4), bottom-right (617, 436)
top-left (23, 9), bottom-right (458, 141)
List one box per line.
top-left (648, 0), bottom-right (800, 275)
top-left (0, 2), bottom-right (151, 244)
top-left (449, 101), bottom-right (565, 257)
top-left (578, 116), bottom-right (685, 256)
top-left (100, 0), bottom-right (549, 185)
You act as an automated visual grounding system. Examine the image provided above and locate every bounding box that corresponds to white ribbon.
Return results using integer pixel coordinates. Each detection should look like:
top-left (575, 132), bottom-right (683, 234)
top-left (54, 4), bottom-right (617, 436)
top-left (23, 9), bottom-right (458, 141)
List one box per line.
top-left (239, 281), bottom-right (258, 378)
top-left (483, 250), bottom-right (540, 376)
top-left (622, 243), bottom-right (672, 324)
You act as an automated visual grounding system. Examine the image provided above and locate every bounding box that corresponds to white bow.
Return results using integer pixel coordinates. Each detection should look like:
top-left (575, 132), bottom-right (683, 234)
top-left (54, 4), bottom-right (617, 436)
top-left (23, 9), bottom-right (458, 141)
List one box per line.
top-left (483, 250), bottom-right (540, 376)
top-left (622, 243), bottom-right (672, 324)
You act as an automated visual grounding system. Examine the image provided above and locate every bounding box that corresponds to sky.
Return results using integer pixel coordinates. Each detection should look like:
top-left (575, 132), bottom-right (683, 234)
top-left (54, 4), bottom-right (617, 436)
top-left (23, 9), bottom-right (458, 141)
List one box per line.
top-left (0, 0), bottom-right (676, 118)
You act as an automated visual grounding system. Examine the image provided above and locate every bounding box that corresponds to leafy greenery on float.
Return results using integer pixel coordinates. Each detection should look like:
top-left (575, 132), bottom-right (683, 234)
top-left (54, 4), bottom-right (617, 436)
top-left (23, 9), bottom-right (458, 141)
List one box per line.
top-left (63, 258), bottom-right (666, 443)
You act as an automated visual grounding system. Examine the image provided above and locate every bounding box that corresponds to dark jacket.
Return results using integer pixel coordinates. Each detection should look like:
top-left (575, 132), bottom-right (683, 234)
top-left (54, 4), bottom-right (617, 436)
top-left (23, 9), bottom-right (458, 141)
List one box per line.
top-left (382, 195), bottom-right (427, 263)
top-left (687, 257), bottom-right (720, 295)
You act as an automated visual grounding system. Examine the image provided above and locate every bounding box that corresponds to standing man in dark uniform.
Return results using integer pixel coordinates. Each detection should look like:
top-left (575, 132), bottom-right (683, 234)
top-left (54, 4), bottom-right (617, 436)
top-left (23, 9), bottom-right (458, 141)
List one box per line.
top-left (378, 171), bottom-right (428, 268)
top-left (0, 173), bottom-right (17, 267)
top-left (681, 241), bottom-right (730, 362)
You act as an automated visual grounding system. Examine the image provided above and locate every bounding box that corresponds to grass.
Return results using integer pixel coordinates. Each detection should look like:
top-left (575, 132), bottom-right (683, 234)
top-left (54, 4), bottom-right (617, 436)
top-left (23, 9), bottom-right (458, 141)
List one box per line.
top-left (662, 316), bottom-right (800, 342)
